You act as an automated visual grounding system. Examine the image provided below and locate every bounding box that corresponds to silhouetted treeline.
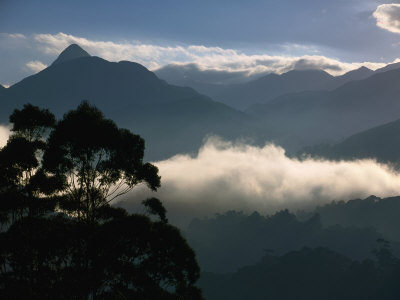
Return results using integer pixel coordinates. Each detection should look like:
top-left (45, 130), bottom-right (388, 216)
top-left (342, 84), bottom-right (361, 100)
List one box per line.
top-left (186, 210), bottom-right (397, 273)
top-left (198, 243), bottom-right (400, 300)
top-left (313, 195), bottom-right (400, 241)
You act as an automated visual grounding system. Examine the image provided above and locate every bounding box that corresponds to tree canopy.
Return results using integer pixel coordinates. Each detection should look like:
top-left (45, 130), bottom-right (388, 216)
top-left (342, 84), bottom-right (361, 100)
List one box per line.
top-left (0, 102), bottom-right (203, 299)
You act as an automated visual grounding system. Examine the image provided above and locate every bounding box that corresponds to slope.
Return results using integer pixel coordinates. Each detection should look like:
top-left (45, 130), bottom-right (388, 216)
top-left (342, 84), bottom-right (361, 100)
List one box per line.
top-left (301, 118), bottom-right (400, 164)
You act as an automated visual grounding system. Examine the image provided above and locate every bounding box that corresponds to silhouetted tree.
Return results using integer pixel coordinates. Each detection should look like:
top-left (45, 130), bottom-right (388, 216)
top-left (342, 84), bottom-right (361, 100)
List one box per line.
top-left (42, 102), bottom-right (160, 223)
top-left (0, 103), bottom-right (203, 299)
top-left (0, 104), bottom-right (56, 224)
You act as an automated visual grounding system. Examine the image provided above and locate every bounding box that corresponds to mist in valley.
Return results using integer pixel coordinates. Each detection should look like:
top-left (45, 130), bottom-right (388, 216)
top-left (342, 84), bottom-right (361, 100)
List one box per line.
top-left (118, 136), bottom-right (400, 227)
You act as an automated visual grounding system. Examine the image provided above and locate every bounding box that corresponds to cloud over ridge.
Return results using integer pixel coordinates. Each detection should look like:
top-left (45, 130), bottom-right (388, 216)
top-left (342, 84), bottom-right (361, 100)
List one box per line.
top-left (30, 32), bottom-right (386, 76)
top-left (119, 137), bottom-right (400, 226)
top-left (26, 60), bottom-right (47, 73)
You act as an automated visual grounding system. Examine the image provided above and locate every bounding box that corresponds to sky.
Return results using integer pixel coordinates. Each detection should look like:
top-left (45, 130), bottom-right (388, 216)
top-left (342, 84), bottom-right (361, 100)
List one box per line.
top-left (2, 1), bottom-right (400, 85)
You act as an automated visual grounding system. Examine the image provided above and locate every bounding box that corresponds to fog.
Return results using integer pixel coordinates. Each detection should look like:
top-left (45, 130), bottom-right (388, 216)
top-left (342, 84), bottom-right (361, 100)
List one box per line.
top-left (2, 122), bottom-right (400, 229)
top-left (117, 137), bottom-right (400, 227)
top-left (0, 125), bottom-right (10, 148)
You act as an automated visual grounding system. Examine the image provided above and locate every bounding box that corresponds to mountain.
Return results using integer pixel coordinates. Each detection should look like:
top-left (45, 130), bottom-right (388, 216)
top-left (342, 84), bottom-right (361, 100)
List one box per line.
top-left (0, 45), bottom-right (260, 160)
top-left (301, 118), bottom-right (400, 164)
top-left (157, 68), bottom-right (335, 110)
top-left (2, 55), bottom-right (201, 116)
top-left (374, 61), bottom-right (400, 74)
top-left (215, 70), bottom-right (335, 110)
top-left (325, 66), bottom-right (374, 89)
top-left (246, 67), bottom-right (400, 151)
top-left (51, 44), bottom-right (91, 65)
top-left (157, 66), bottom-right (377, 111)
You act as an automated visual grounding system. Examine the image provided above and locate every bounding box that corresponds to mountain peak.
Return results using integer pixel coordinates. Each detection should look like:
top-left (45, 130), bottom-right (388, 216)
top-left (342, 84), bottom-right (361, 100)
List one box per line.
top-left (358, 66), bottom-right (370, 71)
top-left (348, 66), bottom-right (372, 75)
top-left (51, 44), bottom-right (91, 66)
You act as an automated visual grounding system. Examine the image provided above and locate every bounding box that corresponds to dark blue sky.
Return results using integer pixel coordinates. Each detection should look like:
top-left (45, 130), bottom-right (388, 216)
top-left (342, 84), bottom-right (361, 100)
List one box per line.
top-left (1, 0), bottom-right (400, 85)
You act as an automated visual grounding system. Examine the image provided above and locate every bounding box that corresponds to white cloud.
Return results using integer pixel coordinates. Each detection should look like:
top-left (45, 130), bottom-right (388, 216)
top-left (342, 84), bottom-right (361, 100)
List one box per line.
top-left (32, 32), bottom-right (387, 76)
top-left (7, 33), bottom-right (26, 39)
top-left (373, 4), bottom-right (400, 34)
top-left (26, 60), bottom-right (47, 73)
top-left (117, 137), bottom-right (400, 227)
top-left (0, 125), bottom-right (10, 148)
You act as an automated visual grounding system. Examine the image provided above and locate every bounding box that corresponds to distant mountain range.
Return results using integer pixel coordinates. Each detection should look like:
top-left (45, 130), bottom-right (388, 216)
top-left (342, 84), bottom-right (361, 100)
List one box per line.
top-left (3, 44), bottom-right (400, 160)
top-left (156, 64), bottom-right (378, 110)
top-left (300, 117), bottom-right (400, 164)
top-left (245, 67), bottom-right (400, 151)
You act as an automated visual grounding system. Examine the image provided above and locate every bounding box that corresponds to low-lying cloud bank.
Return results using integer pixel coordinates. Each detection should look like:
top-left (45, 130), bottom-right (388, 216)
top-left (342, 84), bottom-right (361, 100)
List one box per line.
top-left (117, 137), bottom-right (400, 227)
top-left (0, 125), bottom-right (10, 148)
top-left (2, 127), bottom-right (400, 227)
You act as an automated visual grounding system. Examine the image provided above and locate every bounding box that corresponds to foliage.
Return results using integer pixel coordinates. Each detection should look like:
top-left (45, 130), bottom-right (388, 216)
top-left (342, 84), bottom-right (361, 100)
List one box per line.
top-left (0, 103), bottom-right (203, 299)
top-left (0, 104), bottom-right (56, 224)
top-left (42, 101), bottom-right (161, 222)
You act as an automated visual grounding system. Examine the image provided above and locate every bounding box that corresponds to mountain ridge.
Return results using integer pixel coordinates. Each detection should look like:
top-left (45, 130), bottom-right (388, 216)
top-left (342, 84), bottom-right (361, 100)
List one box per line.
top-left (300, 117), bottom-right (400, 164)
top-left (156, 65), bottom-right (380, 110)
top-left (0, 45), bottom-right (258, 160)
top-left (245, 67), bottom-right (400, 151)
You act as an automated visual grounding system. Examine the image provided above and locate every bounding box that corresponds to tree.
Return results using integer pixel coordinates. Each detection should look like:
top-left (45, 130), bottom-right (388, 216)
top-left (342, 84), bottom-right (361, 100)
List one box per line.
top-left (0, 104), bottom-right (56, 224)
top-left (41, 102), bottom-right (160, 223)
top-left (0, 103), bottom-right (203, 299)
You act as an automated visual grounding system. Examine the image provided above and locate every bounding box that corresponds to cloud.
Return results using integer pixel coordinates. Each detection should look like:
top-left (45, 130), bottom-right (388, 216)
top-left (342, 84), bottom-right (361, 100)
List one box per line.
top-left (7, 33), bottom-right (26, 39)
top-left (32, 32), bottom-right (387, 76)
top-left (0, 125), bottom-right (10, 148)
top-left (155, 63), bottom-right (261, 85)
top-left (117, 137), bottom-right (400, 227)
top-left (373, 4), bottom-right (400, 33)
top-left (25, 60), bottom-right (47, 73)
